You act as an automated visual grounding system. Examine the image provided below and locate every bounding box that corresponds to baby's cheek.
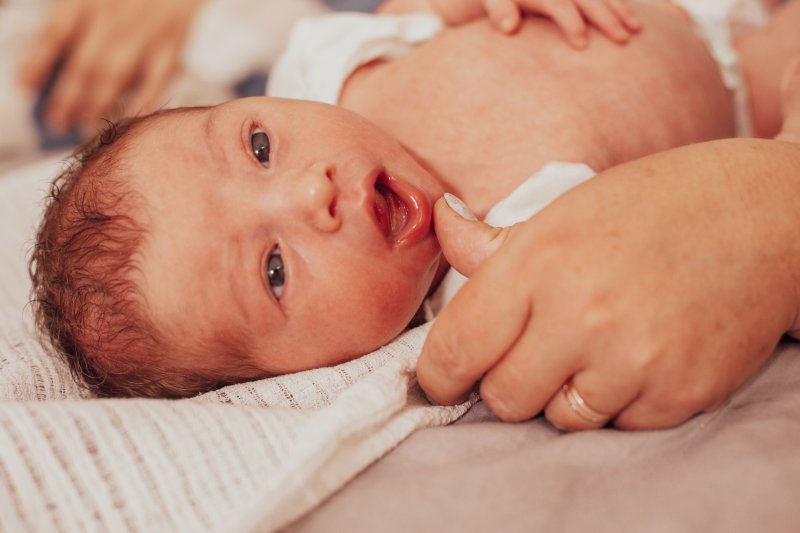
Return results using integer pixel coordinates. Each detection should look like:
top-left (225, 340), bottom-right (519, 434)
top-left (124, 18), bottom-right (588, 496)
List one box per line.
top-left (347, 273), bottom-right (425, 338)
top-left (365, 279), bottom-right (416, 327)
top-left (322, 247), bottom-right (438, 355)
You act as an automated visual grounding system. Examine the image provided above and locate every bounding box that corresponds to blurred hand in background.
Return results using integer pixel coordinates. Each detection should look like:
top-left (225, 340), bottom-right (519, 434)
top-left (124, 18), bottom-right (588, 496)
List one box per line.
top-left (18, 0), bottom-right (203, 135)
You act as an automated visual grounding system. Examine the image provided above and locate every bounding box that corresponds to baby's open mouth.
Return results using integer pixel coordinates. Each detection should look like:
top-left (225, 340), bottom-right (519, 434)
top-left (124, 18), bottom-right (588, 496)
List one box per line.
top-left (374, 176), bottom-right (409, 243)
top-left (372, 172), bottom-right (433, 247)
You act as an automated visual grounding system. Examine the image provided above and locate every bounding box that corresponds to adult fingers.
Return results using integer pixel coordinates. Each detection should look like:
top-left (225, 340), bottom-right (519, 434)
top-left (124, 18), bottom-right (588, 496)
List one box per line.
top-left (434, 195), bottom-right (509, 277)
top-left (603, 0), bottom-right (642, 32)
top-left (79, 40), bottom-right (148, 125)
top-left (612, 357), bottom-right (731, 430)
top-left (128, 41), bottom-right (183, 117)
top-left (543, 364), bottom-right (641, 431)
top-left (477, 321), bottom-right (578, 422)
top-left (43, 18), bottom-right (113, 132)
top-left (613, 382), bottom-right (710, 430)
top-left (430, 0), bottom-right (486, 25)
top-left (575, 0), bottom-right (631, 44)
top-left (418, 249), bottom-right (532, 406)
top-left (483, 0), bottom-right (523, 34)
top-left (18, 0), bottom-right (84, 89)
top-left (520, 0), bottom-right (588, 49)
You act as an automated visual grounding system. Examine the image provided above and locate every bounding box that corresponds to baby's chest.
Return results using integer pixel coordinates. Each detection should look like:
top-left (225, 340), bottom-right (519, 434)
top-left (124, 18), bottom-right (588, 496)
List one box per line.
top-left (341, 24), bottom-right (608, 204)
top-left (341, 9), bottom-right (733, 209)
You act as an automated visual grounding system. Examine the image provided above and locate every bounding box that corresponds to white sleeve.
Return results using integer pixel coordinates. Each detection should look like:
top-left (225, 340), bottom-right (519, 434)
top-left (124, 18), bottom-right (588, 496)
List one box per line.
top-left (267, 12), bottom-right (442, 104)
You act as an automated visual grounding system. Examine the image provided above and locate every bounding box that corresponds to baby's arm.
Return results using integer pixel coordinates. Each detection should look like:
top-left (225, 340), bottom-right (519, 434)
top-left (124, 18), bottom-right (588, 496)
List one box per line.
top-left (777, 59), bottom-right (800, 143)
top-left (432, 0), bottom-right (640, 47)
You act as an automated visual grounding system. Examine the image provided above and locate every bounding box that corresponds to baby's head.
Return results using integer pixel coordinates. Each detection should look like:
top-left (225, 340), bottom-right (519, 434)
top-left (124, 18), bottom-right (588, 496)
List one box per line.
top-left (31, 97), bottom-right (445, 397)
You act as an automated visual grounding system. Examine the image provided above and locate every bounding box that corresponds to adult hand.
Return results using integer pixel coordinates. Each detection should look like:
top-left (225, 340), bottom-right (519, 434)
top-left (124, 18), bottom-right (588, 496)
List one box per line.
top-left (379, 0), bottom-right (640, 47)
top-left (431, 0), bottom-right (640, 47)
top-left (18, 0), bottom-right (203, 134)
top-left (419, 139), bottom-right (800, 431)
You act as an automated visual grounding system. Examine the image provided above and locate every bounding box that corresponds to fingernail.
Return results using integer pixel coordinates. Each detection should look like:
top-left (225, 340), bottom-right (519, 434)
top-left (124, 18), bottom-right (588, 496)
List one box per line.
top-left (500, 17), bottom-right (516, 33)
top-left (443, 193), bottom-right (477, 221)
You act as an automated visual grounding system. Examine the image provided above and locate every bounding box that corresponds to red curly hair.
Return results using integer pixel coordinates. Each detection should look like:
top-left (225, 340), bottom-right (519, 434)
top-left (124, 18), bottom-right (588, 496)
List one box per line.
top-left (29, 111), bottom-right (255, 398)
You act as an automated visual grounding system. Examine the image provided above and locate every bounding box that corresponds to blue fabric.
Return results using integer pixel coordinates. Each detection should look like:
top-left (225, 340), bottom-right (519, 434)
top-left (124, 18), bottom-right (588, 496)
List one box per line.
top-left (35, 60), bottom-right (81, 149)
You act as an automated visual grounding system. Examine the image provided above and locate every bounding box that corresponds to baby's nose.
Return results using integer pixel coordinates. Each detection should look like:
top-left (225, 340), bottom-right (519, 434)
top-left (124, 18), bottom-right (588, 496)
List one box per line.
top-left (299, 163), bottom-right (341, 233)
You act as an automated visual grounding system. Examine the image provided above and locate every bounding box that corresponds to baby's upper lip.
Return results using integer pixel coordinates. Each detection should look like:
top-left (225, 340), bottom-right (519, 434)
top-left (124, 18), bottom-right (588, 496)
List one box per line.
top-left (369, 169), bottom-right (432, 247)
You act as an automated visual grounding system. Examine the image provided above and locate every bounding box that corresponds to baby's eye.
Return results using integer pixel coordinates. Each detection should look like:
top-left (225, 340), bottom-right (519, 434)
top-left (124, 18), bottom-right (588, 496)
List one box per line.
top-left (265, 248), bottom-right (285, 299)
top-left (251, 128), bottom-right (271, 165)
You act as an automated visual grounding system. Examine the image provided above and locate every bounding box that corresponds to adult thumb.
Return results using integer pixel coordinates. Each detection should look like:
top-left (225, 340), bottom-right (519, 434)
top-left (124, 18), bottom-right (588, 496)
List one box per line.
top-left (434, 193), bottom-right (510, 277)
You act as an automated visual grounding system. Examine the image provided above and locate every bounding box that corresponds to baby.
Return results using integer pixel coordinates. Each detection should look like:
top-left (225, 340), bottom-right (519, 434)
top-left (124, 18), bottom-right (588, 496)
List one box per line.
top-left (29, 0), bottom-right (799, 397)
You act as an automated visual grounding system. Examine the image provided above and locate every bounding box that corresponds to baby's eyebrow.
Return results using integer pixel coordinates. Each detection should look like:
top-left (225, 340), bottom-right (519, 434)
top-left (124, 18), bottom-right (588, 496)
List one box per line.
top-left (198, 107), bottom-right (231, 178)
top-left (228, 235), bottom-right (251, 320)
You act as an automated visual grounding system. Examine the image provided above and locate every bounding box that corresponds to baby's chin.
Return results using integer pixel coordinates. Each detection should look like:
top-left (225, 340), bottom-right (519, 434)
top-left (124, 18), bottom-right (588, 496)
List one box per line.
top-left (427, 251), bottom-right (450, 295)
top-left (406, 302), bottom-right (429, 329)
top-left (402, 260), bottom-right (448, 331)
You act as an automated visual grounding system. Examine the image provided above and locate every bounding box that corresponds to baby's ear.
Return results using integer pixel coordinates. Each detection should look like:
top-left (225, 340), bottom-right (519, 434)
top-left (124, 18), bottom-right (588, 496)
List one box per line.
top-left (433, 194), bottom-right (509, 277)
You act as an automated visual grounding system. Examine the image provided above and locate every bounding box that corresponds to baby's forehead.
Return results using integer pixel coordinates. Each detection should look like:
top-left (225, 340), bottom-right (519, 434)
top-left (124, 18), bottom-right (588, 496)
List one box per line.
top-left (103, 113), bottom-right (208, 258)
top-left (123, 108), bottom-right (219, 187)
top-left (126, 111), bottom-right (232, 308)
top-left (129, 106), bottom-right (210, 146)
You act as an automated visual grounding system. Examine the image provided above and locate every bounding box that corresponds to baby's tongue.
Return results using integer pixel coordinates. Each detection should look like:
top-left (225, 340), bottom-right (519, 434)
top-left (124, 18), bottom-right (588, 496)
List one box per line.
top-left (374, 188), bottom-right (391, 237)
top-left (386, 187), bottom-right (408, 239)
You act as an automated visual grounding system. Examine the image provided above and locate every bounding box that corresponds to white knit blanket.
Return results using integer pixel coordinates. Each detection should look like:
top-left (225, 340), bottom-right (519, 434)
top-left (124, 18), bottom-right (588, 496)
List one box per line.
top-left (0, 157), bottom-right (475, 532)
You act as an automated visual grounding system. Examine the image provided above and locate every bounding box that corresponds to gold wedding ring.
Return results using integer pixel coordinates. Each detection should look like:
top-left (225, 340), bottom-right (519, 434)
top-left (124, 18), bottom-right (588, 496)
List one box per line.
top-left (563, 381), bottom-right (611, 425)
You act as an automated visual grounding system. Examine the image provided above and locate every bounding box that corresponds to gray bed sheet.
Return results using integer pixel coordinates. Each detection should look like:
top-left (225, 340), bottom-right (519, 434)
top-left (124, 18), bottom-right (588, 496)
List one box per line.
top-left (288, 343), bottom-right (800, 532)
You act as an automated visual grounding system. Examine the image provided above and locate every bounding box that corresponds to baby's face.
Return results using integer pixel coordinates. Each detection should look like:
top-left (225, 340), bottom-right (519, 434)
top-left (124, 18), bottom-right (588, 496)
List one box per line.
top-left (129, 97), bottom-right (445, 375)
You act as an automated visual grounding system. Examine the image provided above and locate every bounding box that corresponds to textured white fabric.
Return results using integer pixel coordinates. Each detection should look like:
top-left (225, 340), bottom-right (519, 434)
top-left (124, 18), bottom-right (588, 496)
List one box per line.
top-left (0, 157), bottom-right (475, 532)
